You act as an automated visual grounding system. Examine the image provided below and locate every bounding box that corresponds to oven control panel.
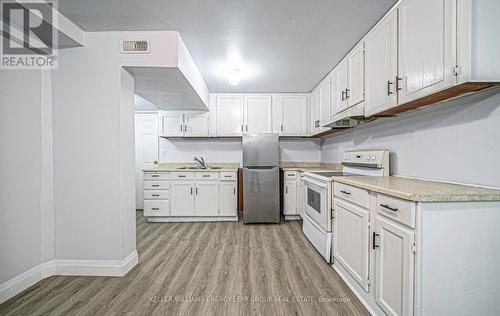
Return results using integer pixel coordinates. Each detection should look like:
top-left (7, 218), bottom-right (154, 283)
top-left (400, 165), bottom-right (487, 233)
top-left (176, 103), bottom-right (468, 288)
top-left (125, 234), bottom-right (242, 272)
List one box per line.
top-left (342, 150), bottom-right (389, 169)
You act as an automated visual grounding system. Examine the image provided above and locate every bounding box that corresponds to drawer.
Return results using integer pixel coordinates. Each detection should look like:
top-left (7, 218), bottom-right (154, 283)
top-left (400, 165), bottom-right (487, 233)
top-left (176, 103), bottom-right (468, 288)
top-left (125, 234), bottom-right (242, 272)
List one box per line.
top-left (144, 181), bottom-right (169, 190)
top-left (334, 182), bottom-right (369, 209)
top-left (144, 190), bottom-right (169, 199)
top-left (285, 171), bottom-right (297, 179)
top-left (144, 172), bottom-right (170, 181)
top-left (376, 194), bottom-right (416, 228)
top-left (220, 172), bottom-right (237, 181)
top-left (170, 172), bottom-right (194, 180)
top-left (195, 172), bottom-right (219, 180)
top-left (143, 199), bottom-right (169, 217)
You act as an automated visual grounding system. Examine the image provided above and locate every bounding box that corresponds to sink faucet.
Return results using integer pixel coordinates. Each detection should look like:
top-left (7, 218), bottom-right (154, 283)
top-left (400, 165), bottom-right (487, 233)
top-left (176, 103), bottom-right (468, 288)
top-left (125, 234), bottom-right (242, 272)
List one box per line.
top-left (193, 156), bottom-right (206, 168)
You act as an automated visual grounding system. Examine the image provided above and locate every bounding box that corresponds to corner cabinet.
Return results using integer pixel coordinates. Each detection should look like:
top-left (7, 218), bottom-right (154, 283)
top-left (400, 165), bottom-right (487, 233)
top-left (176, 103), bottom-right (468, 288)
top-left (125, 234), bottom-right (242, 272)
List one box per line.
top-left (143, 170), bottom-right (238, 222)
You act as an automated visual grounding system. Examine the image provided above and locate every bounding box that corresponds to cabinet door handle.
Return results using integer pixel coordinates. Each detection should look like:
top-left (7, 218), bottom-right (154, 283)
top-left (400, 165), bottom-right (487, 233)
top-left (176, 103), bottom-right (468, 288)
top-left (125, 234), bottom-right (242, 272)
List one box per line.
top-left (180, 125), bottom-right (183, 132)
top-left (280, 124), bottom-right (284, 132)
top-left (380, 204), bottom-right (398, 212)
top-left (152, 207), bottom-right (160, 211)
top-left (241, 124), bottom-right (244, 132)
top-left (341, 90), bottom-right (345, 101)
top-left (340, 190), bottom-right (351, 195)
top-left (286, 186), bottom-right (288, 194)
top-left (345, 88), bottom-right (350, 99)
top-left (233, 188), bottom-right (236, 195)
top-left (246, 125), bottom-right (248, 132)
top-left (152, 184), bottom-right (160, 187)
top-left (184, 125), bottom-right (187, 132)
top-left (190, 187), bottom-right (193, 195)
top-left (387, 81), bottom-right (394, 95)
top-left (178, 175), bottom-right (186, 178)
top-left (195, 188), bottom-right (198, 195)
top-left (396, 76), bottom-right (403, 91)
top-left (152, 194), bottom-right (160, 197)
top-left (151, 174), bottom-right (159, 178)
top-left (372, 232), bottom-right (380, 250)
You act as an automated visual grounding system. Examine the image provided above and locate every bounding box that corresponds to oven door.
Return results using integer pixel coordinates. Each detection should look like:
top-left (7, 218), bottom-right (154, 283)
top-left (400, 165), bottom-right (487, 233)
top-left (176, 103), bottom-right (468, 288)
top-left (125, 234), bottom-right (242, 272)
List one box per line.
top-left (304, 177), bottom-right (330, 232)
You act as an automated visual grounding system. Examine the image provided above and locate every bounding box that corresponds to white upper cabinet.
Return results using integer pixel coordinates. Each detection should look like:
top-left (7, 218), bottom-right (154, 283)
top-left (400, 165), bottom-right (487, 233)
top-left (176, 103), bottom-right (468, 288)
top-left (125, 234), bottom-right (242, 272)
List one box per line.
top-left (319, 76), bottom-right (332, 127)
top-left (274, 94), bottom-right (309, 136)
top-left (244, 95), bottom-right (273, 133)
top-left (347, 42), bottom-right (365, 107)
top-left (215, 95), bottom-right (244, 136)
top-left (184, 114), bottom-right (210, 136)
top-left (398, 0), bottom-right (455, 104)
top-left (160, 113), bottom-right (184, 137)
top-left (310, 88), bottom-right (321, 135)
top-left (365, 9), bottom-right (399, 116)
top-left (335, 60), bottom-right (349, 112)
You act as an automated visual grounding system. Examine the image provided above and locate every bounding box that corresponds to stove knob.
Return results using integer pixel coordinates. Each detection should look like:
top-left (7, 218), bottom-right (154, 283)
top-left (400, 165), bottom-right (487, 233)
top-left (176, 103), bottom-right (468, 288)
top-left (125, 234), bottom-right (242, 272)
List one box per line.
top-left (366, 156), bottom-right (370, 161)
top-left (372, 155), bottom-right (376, 160)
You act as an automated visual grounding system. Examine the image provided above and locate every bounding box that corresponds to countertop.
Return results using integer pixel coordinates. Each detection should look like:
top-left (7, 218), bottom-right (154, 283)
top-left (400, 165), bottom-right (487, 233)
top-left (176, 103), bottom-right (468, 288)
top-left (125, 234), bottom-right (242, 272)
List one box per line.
top-left (280, 162), bottom-right (342, 172)
top-left (143, 162), bottom-right (239, 172)
top-left (331, 176), bottom-right (500, 202)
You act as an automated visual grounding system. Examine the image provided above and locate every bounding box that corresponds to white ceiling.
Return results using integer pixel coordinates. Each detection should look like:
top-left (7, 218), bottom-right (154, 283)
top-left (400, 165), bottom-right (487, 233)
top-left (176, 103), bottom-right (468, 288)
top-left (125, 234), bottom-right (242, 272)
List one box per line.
top-left (59, 0), bottom-right (397, 93)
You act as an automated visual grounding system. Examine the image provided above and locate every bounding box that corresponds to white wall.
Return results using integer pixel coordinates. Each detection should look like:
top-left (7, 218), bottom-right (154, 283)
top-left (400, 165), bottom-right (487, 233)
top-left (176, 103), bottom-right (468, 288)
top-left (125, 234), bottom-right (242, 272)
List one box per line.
top-left (0, 70), bottom-right (52, 283)
top-left (159, 138), bottom-right (321, 164)
top-left (321, 88), bottom-right (500, 188)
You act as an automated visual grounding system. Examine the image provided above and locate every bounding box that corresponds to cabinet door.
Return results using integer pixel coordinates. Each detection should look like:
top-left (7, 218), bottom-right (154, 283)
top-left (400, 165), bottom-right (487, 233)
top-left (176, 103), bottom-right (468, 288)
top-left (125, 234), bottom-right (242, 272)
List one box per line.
top-left (365, 9), bottom-right (398, 116)
top-left (281, 95), bottom-right (308, 136)
top-left (333, 199), bottom-right (370, 290)
top-left (160, 113), bottom-right (184, 136)
top-left (215, 95), bottom-right (244, 136)
top-left (329, 70), bottom-right (341, 119)
top-left (194, 181), bottom-right (218, 216)
top-left (375, 216), bottom-right (415, 316)
top-left (284, 180), bottom-right (297, 215)
top-left (319, 76), bottom-right (331, 127)
top-left (220, 181), bottom-right (237, 216)
top-left (347, 42), bottom-right (365, 107)
top-left (335, 60), bottom-right (349, 112)
top-left (398, 0), bottom-right (455, 104)
top-left (184, 114), bottom-right (209, 136)
top-left (170, 181), bottom-right (194, 216)
top-left (310, 89), bottom-right (320, 135)
top-left (244, 95), bottom-right (273, 133)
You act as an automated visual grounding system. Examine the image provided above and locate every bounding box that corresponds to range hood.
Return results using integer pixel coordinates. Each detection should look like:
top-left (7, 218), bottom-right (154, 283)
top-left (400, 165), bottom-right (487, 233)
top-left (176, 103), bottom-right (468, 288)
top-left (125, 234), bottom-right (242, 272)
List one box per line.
top-left (325, 102), bottom-right (371, 128)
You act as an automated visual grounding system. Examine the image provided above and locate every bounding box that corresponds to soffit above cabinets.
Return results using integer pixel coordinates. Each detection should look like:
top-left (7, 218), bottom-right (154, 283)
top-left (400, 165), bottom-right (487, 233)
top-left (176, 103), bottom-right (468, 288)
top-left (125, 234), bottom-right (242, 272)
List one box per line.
top-left (58, 0), bottom-right (398, 92)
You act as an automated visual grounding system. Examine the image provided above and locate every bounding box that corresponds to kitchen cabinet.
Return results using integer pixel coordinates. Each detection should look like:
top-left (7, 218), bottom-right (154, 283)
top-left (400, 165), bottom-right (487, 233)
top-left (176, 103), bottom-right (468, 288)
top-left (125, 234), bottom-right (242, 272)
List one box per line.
top-left (143, 170), bottom-right (237, 221)
top-left (284, 179), bottom-right (297, 217)
top-left (184, 114), bottom-right (210, 136)
top-left (347, 42), bottom-right (365, 107)
top-left (194, 181), bottom-right (219, 216)
top-left (170, 181), bottom-right (195, 216)
top-left (274, 94), bottom-right (309, 136)
top-left (397, 0), bottom-right (455, 105)
top-left (334, 60), bottom-right (349, 113)
top-left (374, 215), bottom-right (414, 316)
top-left (160, 113), bottom-right (184, 137)
top-left (319, 76), bottom-right (332, 127)
top-left (365, 9), bottom-right (398, 116)
top-left (333, 198), bottom-right (369, 290)
top-left (215, 95), bottom-right (244, 136)
top-left (219, 181), bottom-right (237, 216)
top-left (244, 95), bottom-right (273, 133)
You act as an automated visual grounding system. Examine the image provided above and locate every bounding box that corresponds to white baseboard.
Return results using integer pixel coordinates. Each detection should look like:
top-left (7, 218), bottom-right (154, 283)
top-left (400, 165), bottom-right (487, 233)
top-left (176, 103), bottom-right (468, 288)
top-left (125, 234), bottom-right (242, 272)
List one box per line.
top-left (148, 216), bottom-right (238, 223)
top-left (0, 250), bottom-right (138, 304)
top-left (284, 215), bottom-right (301, 221)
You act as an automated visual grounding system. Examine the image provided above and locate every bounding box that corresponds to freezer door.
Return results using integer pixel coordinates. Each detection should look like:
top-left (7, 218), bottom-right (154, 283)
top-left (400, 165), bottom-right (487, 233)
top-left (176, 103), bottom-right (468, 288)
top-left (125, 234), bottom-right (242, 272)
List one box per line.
top-left (242, 133), bottom-right (279, 167)
top-left (243, 167), bottom-right (280, 223)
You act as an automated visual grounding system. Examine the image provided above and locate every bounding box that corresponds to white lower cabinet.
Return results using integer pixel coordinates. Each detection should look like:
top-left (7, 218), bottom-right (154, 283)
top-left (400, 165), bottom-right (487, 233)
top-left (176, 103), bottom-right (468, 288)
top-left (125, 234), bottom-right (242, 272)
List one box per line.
top-left (284, 179), bottom-right (298, 217)
top-left (333, 198), bottom-right (369, 290)
top-left (374, 216), bottom-right (414, 316)
top-left (170, 181), bottom-right (195, 216)
top-left (143, 171), bottom-right (237, 221)
top-left (219, 181), bottom-right (237, 216)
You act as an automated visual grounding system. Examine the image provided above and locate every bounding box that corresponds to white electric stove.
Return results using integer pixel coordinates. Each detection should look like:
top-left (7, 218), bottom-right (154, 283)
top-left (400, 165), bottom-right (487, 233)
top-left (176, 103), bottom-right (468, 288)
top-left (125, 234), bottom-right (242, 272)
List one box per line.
top-left (303, 150), bottom-right (389, 262)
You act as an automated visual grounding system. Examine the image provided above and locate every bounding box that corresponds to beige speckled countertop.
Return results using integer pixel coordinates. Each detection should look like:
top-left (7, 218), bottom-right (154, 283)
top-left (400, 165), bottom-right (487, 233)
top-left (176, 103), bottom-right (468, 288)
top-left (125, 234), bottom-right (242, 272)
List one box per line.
top-left (331, 176), bottom-right (500, 202)
top-left (280, 162), bottom-right (342, 172)
top-left (143, 162), bottom-right (239, 172)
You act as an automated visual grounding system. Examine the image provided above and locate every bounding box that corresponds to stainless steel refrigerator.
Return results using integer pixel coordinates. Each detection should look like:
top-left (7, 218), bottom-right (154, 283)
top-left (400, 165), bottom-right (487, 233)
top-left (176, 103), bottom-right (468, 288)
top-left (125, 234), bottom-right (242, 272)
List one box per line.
top-left (242, 133), bottom-right (280, 224)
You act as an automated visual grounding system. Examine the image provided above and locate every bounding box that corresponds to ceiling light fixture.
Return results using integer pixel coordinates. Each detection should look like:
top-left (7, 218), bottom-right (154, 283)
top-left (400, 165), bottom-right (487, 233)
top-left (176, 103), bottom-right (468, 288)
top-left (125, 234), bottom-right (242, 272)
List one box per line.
top-left (228, 68), bottom-right (241, 85)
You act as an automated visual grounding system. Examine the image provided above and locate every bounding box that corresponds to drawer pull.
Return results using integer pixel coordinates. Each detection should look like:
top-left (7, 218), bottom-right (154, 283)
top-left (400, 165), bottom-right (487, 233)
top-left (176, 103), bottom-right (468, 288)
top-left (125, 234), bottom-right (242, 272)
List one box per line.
top-left (372, 232), bottom-right (380, 250)
top-left (152, 194), bottom-right (160, 197)
top-left (152, 184), bottom-right (160, 187)
top-left (203, 175), bottom-right (210, 177)
top-left (224, 175), bottom-right (232, 178)
top-left (152, 207), bottom-right (160, 211)
top-left (178, 175), bottom-right (186, 178)
top-left (151, 174), bottom-right (159, 177)
top-left (340, 190), bottom-right (351, 195)
top-left (380, 204), bottom-right (398, 212)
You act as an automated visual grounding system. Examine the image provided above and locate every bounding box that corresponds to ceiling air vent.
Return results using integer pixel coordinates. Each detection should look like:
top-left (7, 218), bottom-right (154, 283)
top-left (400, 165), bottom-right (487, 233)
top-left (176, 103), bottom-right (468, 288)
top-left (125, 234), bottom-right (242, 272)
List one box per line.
top-left (120, 40), bottom-right (150, 54)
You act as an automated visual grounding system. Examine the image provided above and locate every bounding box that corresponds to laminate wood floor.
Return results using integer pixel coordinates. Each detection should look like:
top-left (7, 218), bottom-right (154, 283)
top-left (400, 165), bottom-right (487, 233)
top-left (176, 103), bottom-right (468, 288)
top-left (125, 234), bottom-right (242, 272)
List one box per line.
top-left (0, 211), bottom-right (369, 316)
